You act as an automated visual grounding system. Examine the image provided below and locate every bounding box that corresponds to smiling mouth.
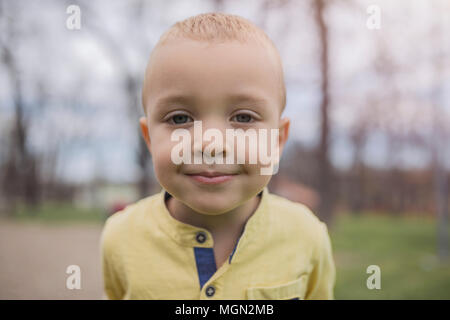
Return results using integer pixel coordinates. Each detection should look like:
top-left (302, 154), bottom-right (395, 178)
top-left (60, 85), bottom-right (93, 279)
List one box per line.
top-left (185, 172), bottom-right (238, 185)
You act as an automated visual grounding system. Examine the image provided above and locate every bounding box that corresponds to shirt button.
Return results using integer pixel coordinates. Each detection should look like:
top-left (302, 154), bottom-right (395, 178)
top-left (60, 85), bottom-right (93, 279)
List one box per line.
top-left (205, 285), bottom-right (215, 297)
top-left (196, 231), bottom-right (207, 244)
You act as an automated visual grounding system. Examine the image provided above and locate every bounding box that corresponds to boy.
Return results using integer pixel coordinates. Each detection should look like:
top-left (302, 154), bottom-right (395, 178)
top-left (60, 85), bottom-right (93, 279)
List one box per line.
top-left (101, 12), bottom-right (335, 300)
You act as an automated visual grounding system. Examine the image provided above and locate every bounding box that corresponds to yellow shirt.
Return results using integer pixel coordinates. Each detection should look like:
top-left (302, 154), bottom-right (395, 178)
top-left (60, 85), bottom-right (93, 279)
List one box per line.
top-left (100, 187), bottom-right (336, 300)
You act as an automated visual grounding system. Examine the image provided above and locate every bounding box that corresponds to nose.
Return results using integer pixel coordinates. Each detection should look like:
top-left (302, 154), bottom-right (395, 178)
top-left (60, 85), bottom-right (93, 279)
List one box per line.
top-left (192, 119), bottom-right (230, 161)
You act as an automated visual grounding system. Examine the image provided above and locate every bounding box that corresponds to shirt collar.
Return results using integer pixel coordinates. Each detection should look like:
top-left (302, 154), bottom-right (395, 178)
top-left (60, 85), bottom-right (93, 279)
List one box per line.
top-left (153, 187), bottom-right (269, 249)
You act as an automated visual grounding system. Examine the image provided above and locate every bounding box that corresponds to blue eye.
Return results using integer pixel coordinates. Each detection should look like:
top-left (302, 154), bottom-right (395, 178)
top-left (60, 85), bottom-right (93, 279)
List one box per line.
top-left (170, 114), bottom-right (193, 124)
top-left (233, 114), bottom-right (253, 123)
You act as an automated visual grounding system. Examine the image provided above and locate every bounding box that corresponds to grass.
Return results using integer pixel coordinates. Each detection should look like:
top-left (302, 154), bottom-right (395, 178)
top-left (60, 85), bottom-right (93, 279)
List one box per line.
top-left (331, 213), bottom-right (450, 299)
top-left (5, 202), bottom-right (450, 299)
top-left (10, 201), bottom-right (107, 225)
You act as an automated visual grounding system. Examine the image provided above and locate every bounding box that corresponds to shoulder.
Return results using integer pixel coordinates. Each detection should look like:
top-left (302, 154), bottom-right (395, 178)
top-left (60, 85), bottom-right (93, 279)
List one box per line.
top-left (100, 192), bottom-right (161, 250)
top-left (265, 191), bottom-right (328, 248)
top-left (266, 190), bottom-right (324, 228)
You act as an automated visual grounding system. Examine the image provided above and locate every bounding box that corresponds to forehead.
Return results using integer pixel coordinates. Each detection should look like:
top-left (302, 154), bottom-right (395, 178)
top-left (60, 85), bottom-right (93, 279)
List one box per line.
top-left (143, 39), bottom-right (281, 114)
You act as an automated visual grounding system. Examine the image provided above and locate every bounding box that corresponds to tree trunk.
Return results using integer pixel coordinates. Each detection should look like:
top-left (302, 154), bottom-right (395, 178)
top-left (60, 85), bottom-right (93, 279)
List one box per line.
top-left (313, 0), bottom-right (335, 224)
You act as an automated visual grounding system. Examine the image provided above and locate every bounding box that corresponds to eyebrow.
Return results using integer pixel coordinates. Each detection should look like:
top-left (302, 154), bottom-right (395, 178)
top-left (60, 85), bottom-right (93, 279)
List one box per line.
top-left (153, 92), bottom-right (268, 112)
top-left (154, 94), bottom-right (196, 110)
top-left (227, 93), bottom-right (268, 106)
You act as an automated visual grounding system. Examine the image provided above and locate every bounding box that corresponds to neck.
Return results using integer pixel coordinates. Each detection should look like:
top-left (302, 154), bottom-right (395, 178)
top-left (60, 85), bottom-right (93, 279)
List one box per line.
top-left (166, 193), bottom-right (261, 235)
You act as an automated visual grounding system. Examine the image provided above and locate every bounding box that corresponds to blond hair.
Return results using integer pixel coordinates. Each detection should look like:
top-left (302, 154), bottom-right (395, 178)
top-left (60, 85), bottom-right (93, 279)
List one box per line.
top-left (142, 12), bottom-right (286, 114)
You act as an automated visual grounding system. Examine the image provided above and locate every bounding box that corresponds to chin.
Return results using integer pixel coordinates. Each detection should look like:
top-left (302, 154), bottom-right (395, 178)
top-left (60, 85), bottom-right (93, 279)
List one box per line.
top-left (189, 201), bottom-right (235, 215)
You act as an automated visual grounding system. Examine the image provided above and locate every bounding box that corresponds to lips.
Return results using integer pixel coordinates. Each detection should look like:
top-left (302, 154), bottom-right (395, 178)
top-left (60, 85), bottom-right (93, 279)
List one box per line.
top-left (185, 171), bottom-right (238, 185)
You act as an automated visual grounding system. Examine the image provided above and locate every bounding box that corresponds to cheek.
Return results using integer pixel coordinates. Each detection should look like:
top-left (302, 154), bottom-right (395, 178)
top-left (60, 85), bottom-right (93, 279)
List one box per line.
top-left (155, 147), bottom-right (175, 166)
top-left (240, 172), bottom-right (271, 195)
top-left (240, 132), bottom-right (279, 172)
top-left (151, 138), bottom-right (179, 175)
top-left (152, 152), bottom-right (181, 192)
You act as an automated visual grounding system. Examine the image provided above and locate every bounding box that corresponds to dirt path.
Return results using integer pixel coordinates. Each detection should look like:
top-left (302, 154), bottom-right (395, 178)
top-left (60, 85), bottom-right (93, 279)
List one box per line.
top-left (0, 219), bottom-right (104, 299)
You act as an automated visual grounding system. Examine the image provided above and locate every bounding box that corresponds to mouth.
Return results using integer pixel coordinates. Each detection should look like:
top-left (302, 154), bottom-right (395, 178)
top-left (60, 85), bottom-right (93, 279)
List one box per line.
top-left (185, 171), bottom-right (238, 185)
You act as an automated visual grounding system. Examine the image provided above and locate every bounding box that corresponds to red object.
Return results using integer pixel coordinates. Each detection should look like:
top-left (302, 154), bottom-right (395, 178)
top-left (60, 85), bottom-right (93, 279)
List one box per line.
top-left (110, 201), bottom-right (127, 215)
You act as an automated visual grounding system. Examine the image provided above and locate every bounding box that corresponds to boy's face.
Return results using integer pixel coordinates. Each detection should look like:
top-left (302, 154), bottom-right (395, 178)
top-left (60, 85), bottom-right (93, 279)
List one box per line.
top-left (140, 38), bottom-right (289, 215)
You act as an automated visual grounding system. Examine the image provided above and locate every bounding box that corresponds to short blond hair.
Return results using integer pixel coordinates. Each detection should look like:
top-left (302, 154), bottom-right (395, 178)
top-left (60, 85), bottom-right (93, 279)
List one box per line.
top-left (142, 12), bottom-right (286, 115)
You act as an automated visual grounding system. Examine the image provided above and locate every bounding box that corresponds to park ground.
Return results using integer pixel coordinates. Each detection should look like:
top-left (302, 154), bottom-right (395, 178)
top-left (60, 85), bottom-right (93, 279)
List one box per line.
top-left (0, 203), bottom-right (449, 299)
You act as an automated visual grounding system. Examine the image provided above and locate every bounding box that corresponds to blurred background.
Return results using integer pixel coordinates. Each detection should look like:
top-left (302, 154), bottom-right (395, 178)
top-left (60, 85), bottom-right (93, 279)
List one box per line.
top-left (0, 0), bottom-right (449, 299)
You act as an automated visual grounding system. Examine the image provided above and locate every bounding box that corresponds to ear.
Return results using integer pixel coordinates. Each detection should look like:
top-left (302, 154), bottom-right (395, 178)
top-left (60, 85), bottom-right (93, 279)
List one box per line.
top-left (139, 117), bottom-right (152, 154)
top-left (278, 117), bottom-right (290, 157)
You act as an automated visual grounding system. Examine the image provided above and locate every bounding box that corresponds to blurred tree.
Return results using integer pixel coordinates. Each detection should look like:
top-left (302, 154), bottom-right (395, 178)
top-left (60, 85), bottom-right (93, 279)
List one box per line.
top-left (77, 0), bottom-right (156, 199)
top-left (431, 0), bottom-right (449, 261)
top-left (0, 2), bottom-right (41, 213)
top-left (313, 0), bottom-right (336, 224)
